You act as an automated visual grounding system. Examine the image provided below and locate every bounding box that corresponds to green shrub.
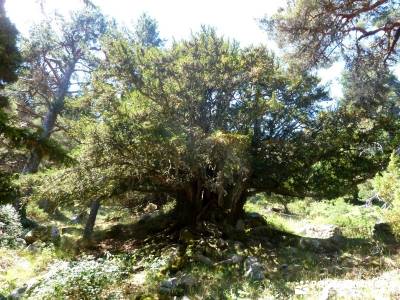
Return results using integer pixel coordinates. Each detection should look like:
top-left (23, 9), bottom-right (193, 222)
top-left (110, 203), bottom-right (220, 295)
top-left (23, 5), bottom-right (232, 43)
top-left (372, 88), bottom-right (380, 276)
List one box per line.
top-left (0, 204), bottom-right (23, 247)
top-left (0, 172), bottom-right (18, 205)
top-left (372, 153), bottom-right (400, 239)
top-left (27, 255), bottom-right (126, 299)
top-left (373, 153), bottom-right (400, 206)
top-left (303, 198), bottom-right (381, 238)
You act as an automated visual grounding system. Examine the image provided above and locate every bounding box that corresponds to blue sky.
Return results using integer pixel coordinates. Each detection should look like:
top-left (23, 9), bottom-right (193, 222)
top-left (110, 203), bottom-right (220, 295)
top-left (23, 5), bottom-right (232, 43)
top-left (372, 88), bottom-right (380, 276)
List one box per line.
top-left (4, 0), bottom-right (353, 99)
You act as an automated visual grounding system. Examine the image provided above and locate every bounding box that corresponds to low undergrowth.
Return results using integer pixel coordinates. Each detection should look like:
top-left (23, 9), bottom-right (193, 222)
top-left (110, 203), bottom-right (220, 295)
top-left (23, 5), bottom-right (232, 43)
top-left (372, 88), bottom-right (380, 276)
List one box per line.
top-left (1, 197), bottom-right (399, 299)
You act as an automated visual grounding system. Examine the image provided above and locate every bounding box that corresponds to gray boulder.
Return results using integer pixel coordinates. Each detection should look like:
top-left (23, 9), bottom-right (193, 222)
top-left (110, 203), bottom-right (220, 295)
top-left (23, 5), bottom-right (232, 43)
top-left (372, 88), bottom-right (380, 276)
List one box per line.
top-left (26, 241), bottom-right (44, 253)
top-left (193, 253), bottom-right (213, 266)
top-left (216, 254), bottom-right (244, 265)
top-left (244, 256), bottom-right (265, 281)
top-left (8, 284), bottom-right (27, 299)
top-left (179, 274), bottom-right (196, 290)
top-left (298, 224), bottom-right (344, 252)
top-left (299, 224), bottom-right (342, 240)
top-left (70, 211), bottom-right (88, 224)
top-left (50, 226), bottom-right (60, 241)
top-left (159, 277), bottom-right (179, 294)
top-left (15, 238), bottom-right (26, 248)
top-left (24, 225), bottom-right (60, 244)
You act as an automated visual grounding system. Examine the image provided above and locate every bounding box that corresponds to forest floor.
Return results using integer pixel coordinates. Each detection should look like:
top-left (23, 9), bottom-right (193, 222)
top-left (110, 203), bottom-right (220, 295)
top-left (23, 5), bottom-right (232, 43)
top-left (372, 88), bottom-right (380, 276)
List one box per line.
top-left (1, 197), bottom-right (400, 299)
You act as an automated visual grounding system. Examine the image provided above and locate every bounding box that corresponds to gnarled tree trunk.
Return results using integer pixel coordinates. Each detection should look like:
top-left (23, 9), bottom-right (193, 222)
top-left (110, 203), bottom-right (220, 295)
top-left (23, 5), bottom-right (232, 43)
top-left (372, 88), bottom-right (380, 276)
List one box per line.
top-left (17, 62), bottom-right (76, 225)
top-left (23, 61), bottom-right (76, 174)
top-left (174, 180), bottom-right (248, 227)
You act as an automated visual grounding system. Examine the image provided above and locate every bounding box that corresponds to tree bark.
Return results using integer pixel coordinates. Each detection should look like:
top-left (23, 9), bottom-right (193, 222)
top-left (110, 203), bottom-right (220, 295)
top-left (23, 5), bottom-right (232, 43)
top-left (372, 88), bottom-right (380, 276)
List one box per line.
top-left (23, 60), bottom-right (76, 174)
top-left (83, 198), bottom-right (101, 240)
top-left (18, 61), bottom-right (77, 224)
top-left (174, 181), bottom-right (248, 227)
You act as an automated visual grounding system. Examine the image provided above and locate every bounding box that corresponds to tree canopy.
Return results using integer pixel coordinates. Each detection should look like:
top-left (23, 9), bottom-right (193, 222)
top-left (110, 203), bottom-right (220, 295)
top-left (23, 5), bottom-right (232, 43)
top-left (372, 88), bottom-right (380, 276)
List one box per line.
top-left (26, 28), bottom-right (399, 225)
top-left (8, 7), bottom-right (108, 173)
top-left (263, 0), bottom-right (400, 70)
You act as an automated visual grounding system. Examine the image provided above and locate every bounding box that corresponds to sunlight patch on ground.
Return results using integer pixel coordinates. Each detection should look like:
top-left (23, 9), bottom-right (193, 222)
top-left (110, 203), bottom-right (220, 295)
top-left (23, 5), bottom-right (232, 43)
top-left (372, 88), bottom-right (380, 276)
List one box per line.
top-left (131, 270), bottom-right (147, 285)
top-left (294, 270), bottom-right (400, 299)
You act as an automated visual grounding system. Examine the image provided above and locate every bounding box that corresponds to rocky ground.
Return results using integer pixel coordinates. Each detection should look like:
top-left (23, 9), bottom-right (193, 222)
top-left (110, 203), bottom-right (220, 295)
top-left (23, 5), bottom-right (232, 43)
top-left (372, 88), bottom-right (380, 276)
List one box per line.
top-left (1, 199), bottom-right (399, 299)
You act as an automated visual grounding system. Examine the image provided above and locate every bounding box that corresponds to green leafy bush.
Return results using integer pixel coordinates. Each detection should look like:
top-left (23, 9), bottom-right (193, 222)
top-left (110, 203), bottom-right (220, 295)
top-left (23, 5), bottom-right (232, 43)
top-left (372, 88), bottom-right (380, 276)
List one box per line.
top-left (373, 153), bottom-right (400, 206)
top-left (27, 255), bottom-right (126, 299)
top-left (315, 199), bottom-right (381, 238)
top-left (0, 172), bottom-right (18, 205)
top-left (0, 204), bottom-right (23, 247)
top-left (373, 153), bottom-right (400, 239)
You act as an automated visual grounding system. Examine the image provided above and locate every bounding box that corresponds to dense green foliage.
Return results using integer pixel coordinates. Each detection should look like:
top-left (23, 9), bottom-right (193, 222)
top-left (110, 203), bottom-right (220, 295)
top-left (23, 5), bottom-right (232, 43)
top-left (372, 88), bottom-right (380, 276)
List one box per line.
top-left (22, 27), bottom-right (398, 226)
top-left (372, 154), bottom-right (400, 237)
top-left (0, 204), bottom-right (23, 247)
top-left (0, 0), bottom-right (21, 201)
top-left (27, 255), bottom-right (126, 299)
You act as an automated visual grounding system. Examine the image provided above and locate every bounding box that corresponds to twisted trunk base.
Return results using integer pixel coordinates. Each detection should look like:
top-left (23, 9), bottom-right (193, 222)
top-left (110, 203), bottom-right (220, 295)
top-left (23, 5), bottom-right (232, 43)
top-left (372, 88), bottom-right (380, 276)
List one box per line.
top-left (174, 182), bottom-right (247, 227)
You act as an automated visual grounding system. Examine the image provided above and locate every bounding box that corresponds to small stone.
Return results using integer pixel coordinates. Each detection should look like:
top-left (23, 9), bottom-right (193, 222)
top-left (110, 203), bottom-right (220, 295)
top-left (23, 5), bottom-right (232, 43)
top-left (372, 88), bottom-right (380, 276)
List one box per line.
top-left (231, 254), bottom-right (244, 264)
top-left (15, 238), bottom-right (26, 247)
top-left (8, 284), bottom-right (27, 299)
top-left (244, 256), bottom-right (265, 281)
top-left (70, 211), bottom-right (88, 224)
top-left (144, 202), bottom-right (158, 213)
top-left (50, 226), bottom-right (60, 241)
top-left (160, 277), bottom-right (178, 289)
top-left (300, 224), bottom-right (342, 240)
top-left (179, 274), bottom-right (196, 289)
top-left (24, 225), bottom-right (60, 244)
top-left (193, 253), bottom-right (213, 266)
top-left (26, 241), bottom-right (44, 253)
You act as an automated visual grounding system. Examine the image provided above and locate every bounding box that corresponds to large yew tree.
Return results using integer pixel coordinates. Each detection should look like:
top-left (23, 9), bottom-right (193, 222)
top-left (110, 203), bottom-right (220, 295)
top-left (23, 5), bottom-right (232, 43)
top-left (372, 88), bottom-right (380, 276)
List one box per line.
top-left (29, 28), bottom-right (399, 227)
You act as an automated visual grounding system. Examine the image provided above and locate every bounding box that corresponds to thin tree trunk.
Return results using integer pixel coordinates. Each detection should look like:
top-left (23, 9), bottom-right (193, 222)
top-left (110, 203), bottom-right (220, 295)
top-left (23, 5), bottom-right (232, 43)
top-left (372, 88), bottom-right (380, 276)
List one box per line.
top-left (23, 60), bottom-right (76, 174)
top-left (83, 199), bottom-right (101, 240)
